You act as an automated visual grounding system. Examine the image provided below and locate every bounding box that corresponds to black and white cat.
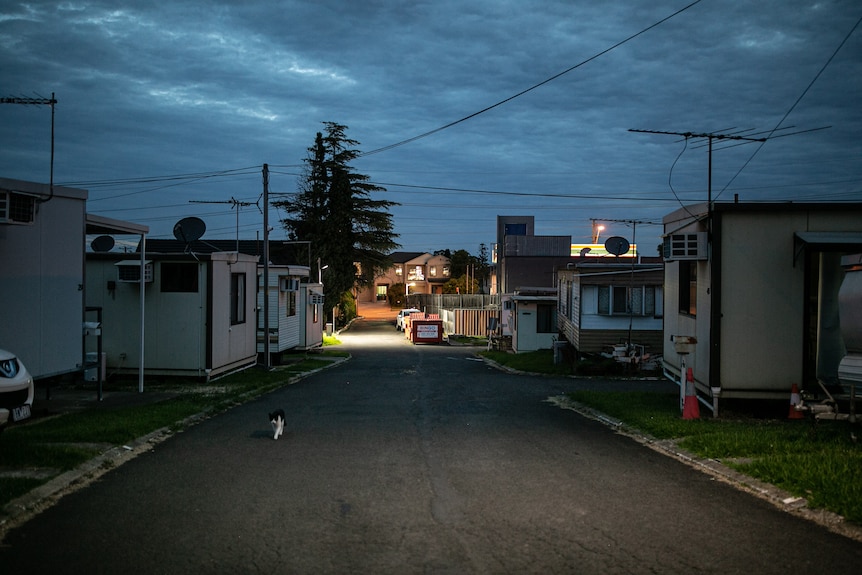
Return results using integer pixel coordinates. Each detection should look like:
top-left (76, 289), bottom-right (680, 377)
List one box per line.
top-left (269, 409), bottom-right (285, 440)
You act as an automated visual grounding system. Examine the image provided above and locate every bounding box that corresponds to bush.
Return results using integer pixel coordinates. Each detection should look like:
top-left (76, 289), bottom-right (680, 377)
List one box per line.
top-left (339, 291), bottom-right (357, 323)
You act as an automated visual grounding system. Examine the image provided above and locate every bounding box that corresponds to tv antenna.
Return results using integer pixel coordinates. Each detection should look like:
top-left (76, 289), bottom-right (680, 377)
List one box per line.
top-left (628, 129), bottom-right (767, 220)
top-left (189, 196), bottom-right (256, 252)
top-left (629, 126), bottom-right (828, 229)
top-left (1, 93), bottom-right (57, 202)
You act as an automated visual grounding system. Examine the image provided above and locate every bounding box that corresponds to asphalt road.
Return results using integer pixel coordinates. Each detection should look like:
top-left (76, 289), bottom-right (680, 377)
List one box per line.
top-left (1, 317), bottom-right (860, 574)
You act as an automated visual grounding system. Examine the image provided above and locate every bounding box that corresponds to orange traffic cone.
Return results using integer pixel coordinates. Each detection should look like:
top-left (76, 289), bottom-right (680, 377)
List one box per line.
top-left (788, 384), bottom-right (804, 419)
top-left (682, 368), bottom-right (700, 420)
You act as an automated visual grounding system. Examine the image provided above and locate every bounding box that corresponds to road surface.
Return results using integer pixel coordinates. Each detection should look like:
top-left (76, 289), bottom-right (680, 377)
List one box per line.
top-left (1, 316), bottom-right (860, 573)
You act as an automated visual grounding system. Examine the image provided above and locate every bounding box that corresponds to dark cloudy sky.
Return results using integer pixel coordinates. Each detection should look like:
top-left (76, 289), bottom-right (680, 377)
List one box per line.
top-left (2, 0), bottom-right (860, 256)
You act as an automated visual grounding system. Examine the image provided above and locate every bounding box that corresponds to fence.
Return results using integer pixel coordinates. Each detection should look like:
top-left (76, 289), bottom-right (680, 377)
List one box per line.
top-left (404, 294), bottom-right (502, 337)
top-left (404, 293), bottom-right (500, 315)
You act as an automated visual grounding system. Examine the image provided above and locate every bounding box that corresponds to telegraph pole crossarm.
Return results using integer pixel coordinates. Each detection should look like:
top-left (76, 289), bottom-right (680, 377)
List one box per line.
top-left (628, 128), bottom-right (768, 232)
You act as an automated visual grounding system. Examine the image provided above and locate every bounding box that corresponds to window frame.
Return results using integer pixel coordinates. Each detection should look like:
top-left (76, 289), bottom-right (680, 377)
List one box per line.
top-left (596, 284), bottom-right (660, 317)
top-left (160, 262), bottom-right (199, 293)
top-left (231, 273), bottom-right (246, 325)
top-left (679, 261), bottom-right (697, 317)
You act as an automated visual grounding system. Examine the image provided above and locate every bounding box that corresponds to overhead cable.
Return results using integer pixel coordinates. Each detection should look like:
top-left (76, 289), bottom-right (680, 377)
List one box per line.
top-left (358, 0), bottom-right (705, 157)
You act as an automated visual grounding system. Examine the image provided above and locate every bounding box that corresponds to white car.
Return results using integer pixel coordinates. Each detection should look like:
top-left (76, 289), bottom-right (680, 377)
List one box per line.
top-left (0, 349), bottom-right (34, 427)
top-left (396, 308), bottom-right (422, 331)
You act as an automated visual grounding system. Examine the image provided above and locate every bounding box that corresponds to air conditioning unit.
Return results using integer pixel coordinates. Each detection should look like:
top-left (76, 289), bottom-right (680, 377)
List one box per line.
top-left (279, 277), bottom-right (300, 291)
top-left (663, 232), bottom-right (708, 261)
top-left (0, 190), bottom-right (36, 224)
top-left (115, 260), bottom-right (153, 283)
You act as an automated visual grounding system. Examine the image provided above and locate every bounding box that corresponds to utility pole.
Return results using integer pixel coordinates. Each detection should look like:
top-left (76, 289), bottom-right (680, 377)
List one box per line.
top-left (262, 164), bottom-right (271, 370)
top-left (1, 93), bottom-right (57, 201)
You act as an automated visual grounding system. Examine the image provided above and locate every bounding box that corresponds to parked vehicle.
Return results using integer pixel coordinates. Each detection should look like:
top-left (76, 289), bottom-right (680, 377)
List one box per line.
top-left (0, 349), bottom-right (34, 428)
top-left (396, 308), bottom-right (421, 331)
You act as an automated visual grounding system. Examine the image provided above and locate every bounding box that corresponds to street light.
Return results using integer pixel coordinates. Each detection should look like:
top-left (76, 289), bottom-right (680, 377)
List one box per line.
top-left (592, 223), bottom-right (605, 244)
top-left (318, 258), bottom-right (328, 284)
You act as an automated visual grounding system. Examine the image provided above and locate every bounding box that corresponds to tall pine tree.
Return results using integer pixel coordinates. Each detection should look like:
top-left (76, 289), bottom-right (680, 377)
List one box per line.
top-left (276, 122), bottom-right (400, 321)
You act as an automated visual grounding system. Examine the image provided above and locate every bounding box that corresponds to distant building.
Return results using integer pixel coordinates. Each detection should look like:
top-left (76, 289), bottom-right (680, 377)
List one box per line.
top-left (492, 216), bottom-right (572, 294)
top-left (355, 251), bottom-right (451, 304)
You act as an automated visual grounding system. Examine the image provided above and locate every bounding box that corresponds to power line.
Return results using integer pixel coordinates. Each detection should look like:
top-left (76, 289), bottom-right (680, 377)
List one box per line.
top-left (629, 129), bottom-right (768, 227)
top-left (712, 12), bottom-right (861, 201)
top-left (190, 197), bottom-right (258, 250)
top-left (358, 0), bottom-right (706, 158)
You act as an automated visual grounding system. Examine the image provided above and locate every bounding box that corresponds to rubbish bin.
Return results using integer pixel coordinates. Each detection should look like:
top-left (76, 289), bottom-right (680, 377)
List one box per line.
top-left (325, 322), bottom-right (333, 336)
top-left (553, 340), bottom-right (567, 364)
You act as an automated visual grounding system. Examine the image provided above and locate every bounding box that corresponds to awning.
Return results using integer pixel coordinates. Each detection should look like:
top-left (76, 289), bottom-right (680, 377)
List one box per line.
top-left (794, 232), bottom-right (862, 265)
top-left (86, 213), bottom-right (149, 235)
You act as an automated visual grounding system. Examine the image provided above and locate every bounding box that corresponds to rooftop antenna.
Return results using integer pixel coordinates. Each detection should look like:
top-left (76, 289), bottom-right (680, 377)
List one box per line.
top-left (628, 127), bottom-right (827, 234)
top-left (1, 93), bottom-right (57, 202)
top-left (189, 196), bottom-right (255, 252)
top-left (628, 129), bottom-right (767, 233)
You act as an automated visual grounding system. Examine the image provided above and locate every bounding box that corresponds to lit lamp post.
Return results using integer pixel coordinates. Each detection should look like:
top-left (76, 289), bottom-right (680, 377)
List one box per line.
top-left (318, 258), bottom-right (328, 283)
top-left (592, 223), bottom-right (605, 244)
top-left (317, 259), bottom-right (332, 334)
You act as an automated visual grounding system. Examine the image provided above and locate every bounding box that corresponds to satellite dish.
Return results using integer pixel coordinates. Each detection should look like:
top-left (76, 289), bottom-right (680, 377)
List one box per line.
top-left (90, 235), bottom-right (115, 252)
top-left (604, 236), bottom-right (630, 256)
top-left (173, 217), bottom-right (206, 243)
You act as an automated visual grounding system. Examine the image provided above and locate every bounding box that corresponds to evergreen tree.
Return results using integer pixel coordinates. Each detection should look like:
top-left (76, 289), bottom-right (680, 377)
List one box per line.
top-left (276, 122), bottom-right (400, 321)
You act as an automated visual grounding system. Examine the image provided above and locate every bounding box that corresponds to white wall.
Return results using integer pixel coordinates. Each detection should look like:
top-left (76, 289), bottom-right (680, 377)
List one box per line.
top-left (210, 253), bottom-right (258, 374)
top-left (512, 300), bottom-right (557, 353)
top-left (0, 179), bottom-right (87, 379)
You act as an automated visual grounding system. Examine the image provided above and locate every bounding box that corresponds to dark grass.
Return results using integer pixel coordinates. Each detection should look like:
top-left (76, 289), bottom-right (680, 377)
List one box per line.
top-left (568, 389), bottom-right (862, 524)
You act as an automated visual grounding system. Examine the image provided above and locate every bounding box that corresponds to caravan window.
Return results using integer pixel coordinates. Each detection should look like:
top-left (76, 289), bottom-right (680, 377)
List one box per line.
top-left (161, 262), bottom-right (198, 292)
top-left (287, 291), bottom-right (297, 317)
top-left (679, 261), bottom-right (697, 316)
top-left (231, 273), bottom-right (246, 325)
top-left (536, 304), bottom-right (556, 333)
top-left (595, 285), bottom-right (660, 317)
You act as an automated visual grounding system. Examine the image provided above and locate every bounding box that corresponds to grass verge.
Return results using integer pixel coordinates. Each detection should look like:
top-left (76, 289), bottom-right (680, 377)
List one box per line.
top-left (480, 349), bottom-right (862, 524)
top-left (0, 351), bottom-right (345, 509)
top-left (567, 390), bottom-right (862, 525)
